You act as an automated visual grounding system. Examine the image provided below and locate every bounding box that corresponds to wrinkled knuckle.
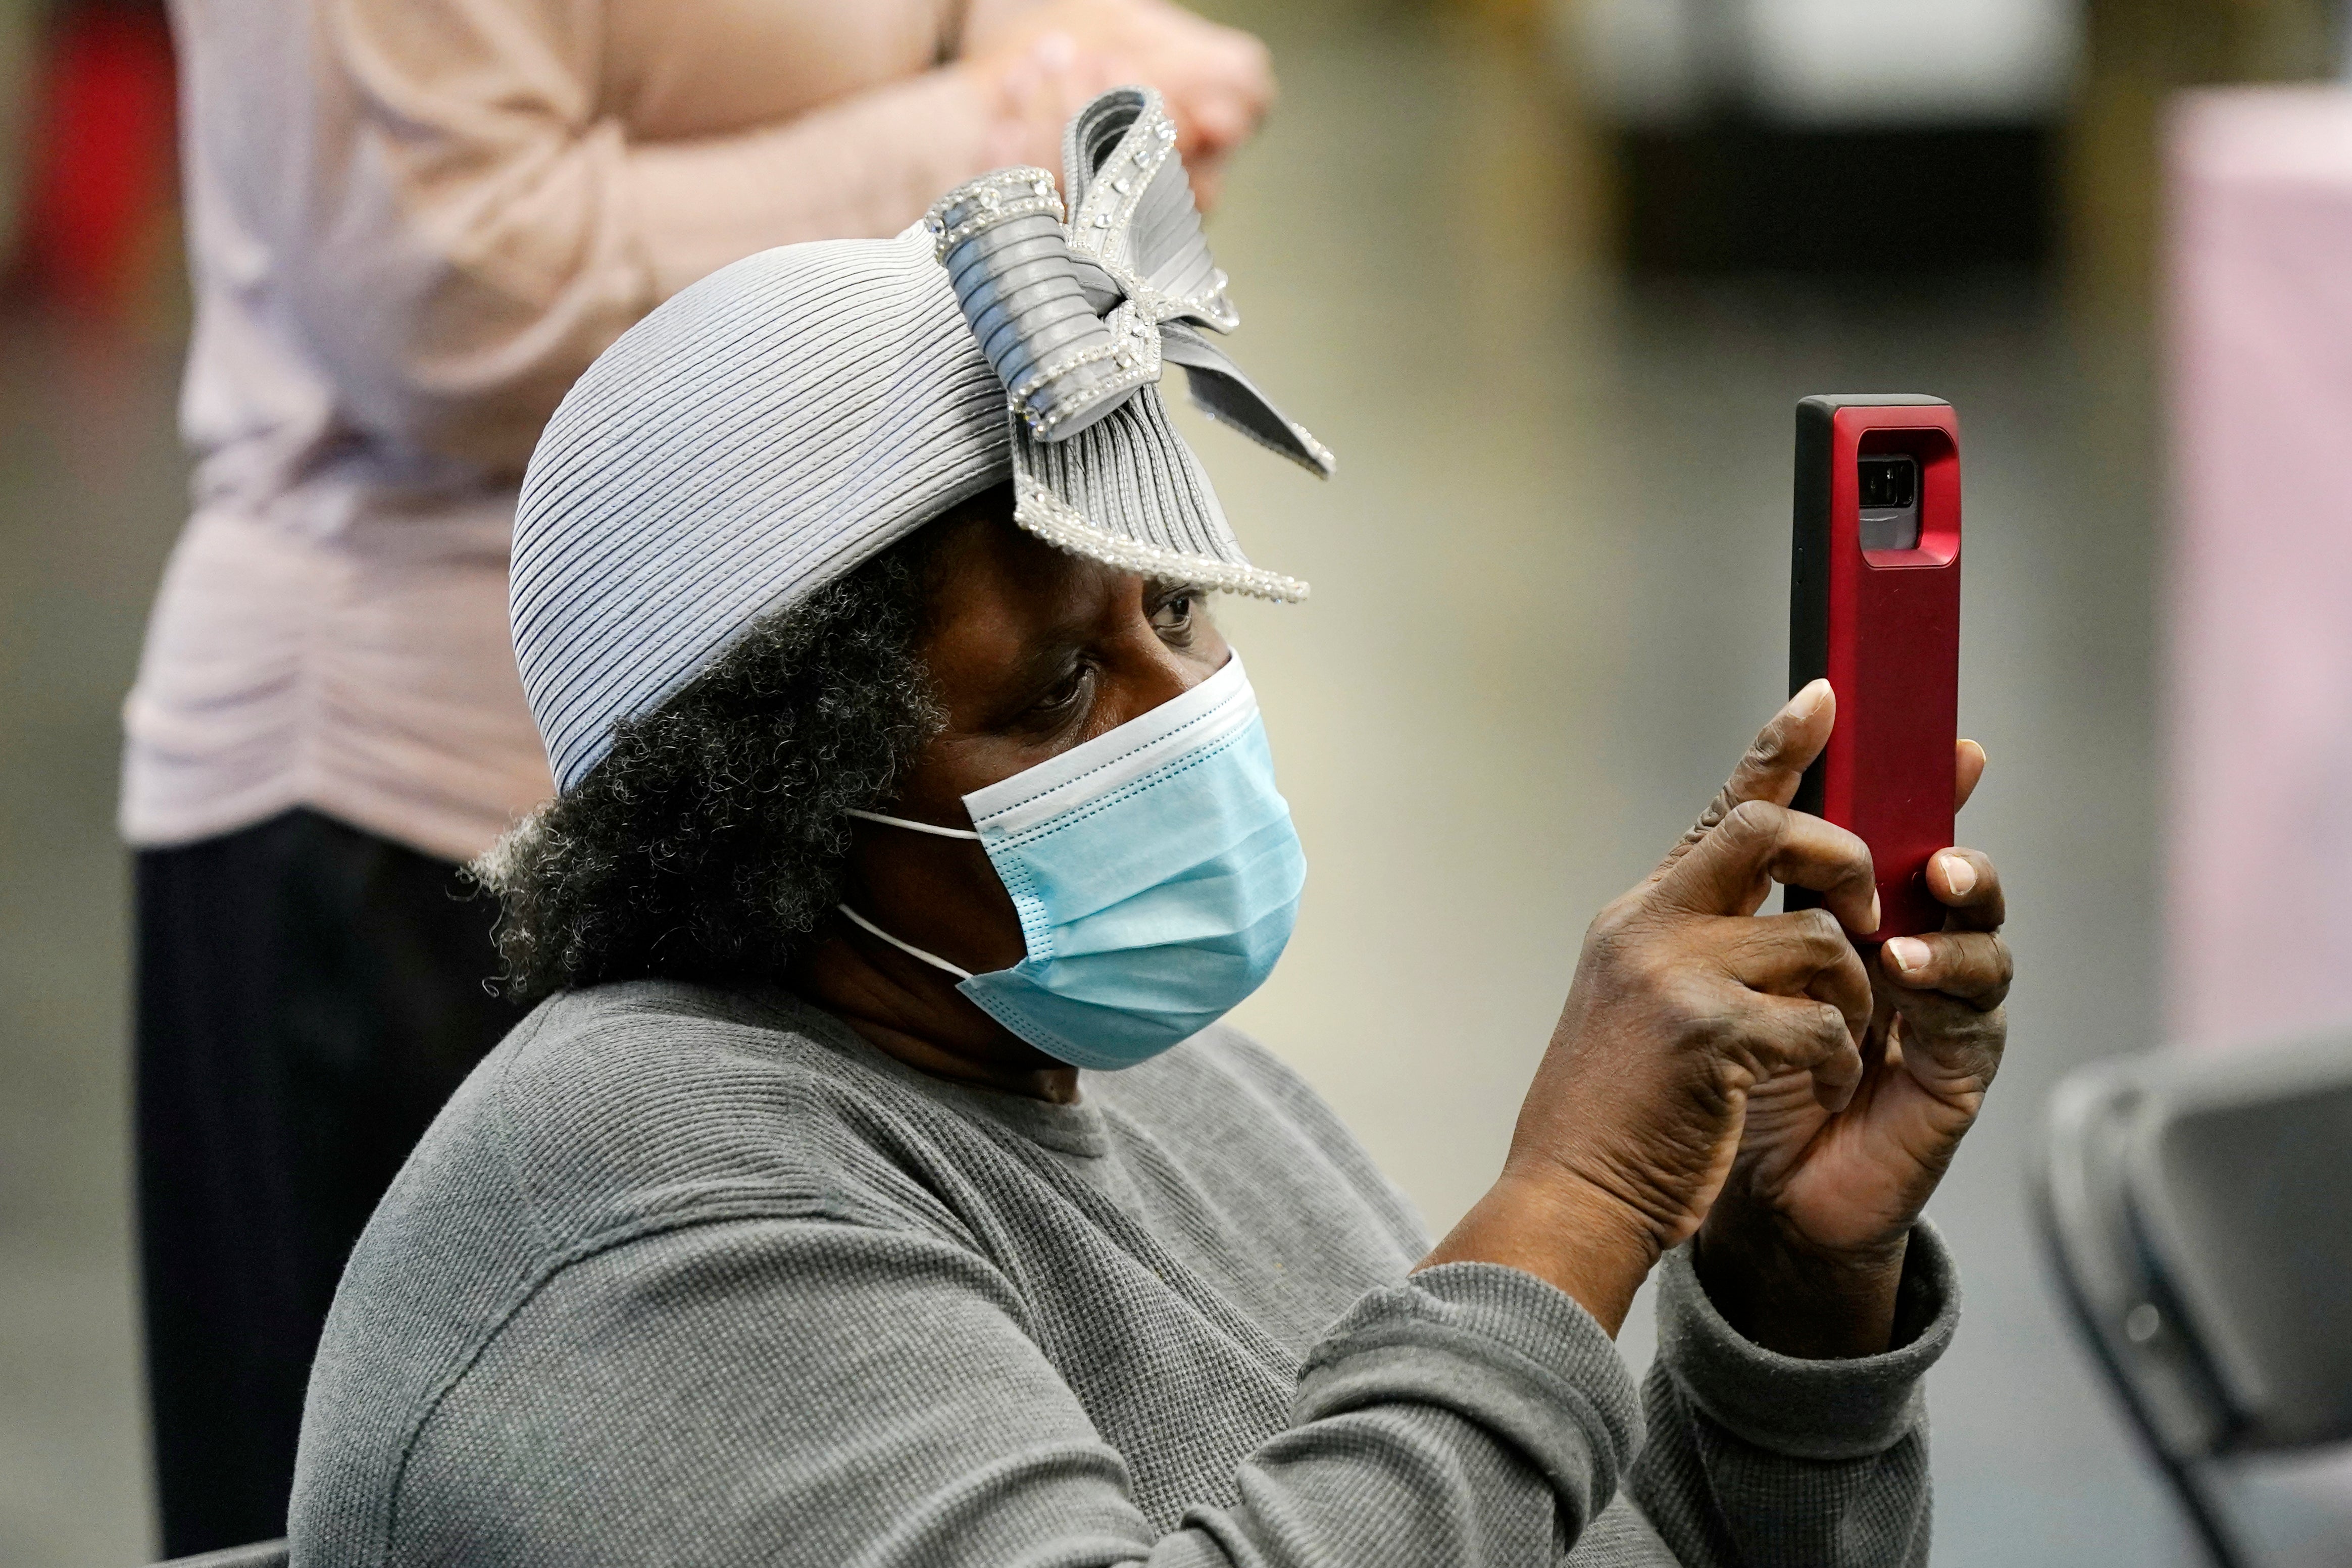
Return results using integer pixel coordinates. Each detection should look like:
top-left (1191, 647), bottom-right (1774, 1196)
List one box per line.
top-left (1836, 834), bottom-right (1877, 884)
top-left (1655, 978), bottom-right (1726, 1048)
top-left (1762, 1003), bottom-right (1840, 1070)
top-left (1777, 998), bottom-right (1830, 1047)
top-left (1587, 896), bottom-right (1645, 951)
top-left (1811, 1000), bottom-right (1853, 1051)
top-left (1947, 936), bottom-right (2006, 993)
top-left (1955, 931), bottom-right (1999, 974)
top-left (1719, 798), bottom-right (1782, 852)
top-left (1801, 907), bottom-right (1846, 953)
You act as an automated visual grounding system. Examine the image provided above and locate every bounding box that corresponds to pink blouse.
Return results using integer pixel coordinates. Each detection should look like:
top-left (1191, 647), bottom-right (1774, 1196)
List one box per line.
top-left (125, 0), bottom-right (1044, 861)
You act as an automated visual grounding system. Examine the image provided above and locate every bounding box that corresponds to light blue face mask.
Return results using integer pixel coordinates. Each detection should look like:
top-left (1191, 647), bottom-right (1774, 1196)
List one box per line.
top-left (839, 654), bottom-right (1305, 1071)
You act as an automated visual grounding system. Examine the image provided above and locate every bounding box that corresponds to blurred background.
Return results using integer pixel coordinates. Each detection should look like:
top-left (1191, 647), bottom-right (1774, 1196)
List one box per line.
top-left (3, 0), bottom-right (2348, 1560)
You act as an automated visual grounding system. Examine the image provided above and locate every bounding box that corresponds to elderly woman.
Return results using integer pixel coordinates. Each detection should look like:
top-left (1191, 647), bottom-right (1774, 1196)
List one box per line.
top-left (131, 1), bottom-right (1269, 1549)
top-left (293, 91), bottom-right (2011, 1566)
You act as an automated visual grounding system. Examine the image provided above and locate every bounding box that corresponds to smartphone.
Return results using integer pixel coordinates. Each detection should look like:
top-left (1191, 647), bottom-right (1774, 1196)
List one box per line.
top-left (1785, 395), bottom-right (1962, 941)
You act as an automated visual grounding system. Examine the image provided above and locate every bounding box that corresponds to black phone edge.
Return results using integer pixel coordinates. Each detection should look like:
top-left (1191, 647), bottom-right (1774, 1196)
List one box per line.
top-left (1789, 397), bottom-right (1836, 822)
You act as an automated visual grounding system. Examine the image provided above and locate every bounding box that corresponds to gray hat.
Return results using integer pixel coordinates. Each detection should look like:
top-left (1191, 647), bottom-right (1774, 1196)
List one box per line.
top-left (511, 86), bottom-right (1329, 795)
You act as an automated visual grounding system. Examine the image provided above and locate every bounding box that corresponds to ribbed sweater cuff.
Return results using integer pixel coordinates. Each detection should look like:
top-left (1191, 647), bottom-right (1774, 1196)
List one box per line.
top-left (1656, 1218), bottom-right (1961, 1461)
top-left (1297, 1262), bottom-right (1643, 1518)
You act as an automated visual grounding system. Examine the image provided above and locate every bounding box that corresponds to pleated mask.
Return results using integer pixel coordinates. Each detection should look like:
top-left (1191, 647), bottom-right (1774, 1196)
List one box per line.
top-left (841, 654), bottom-right (1304, 1070)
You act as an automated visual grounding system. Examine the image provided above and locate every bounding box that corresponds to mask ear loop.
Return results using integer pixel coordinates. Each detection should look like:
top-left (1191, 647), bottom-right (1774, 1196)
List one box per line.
top-left (837, 807), bottom-right (985, 980)
top-left (846, 807), bottom-right (981, 841)
top-left (835, 903), bottom-right (975, 982)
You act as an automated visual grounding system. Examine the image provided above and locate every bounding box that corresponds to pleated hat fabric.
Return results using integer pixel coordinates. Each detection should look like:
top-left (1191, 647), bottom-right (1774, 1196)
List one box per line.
top-left (1008, 389), bottom-right (1306, 601)
top-left (513, 89), bottom-right (1328, 797)
top-left (511, 230), bottom-right (1010, 794)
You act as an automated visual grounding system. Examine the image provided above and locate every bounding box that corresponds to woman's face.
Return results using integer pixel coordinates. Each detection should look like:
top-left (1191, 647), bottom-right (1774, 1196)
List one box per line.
top-left (802, 506), bottom-right (1229, 1085)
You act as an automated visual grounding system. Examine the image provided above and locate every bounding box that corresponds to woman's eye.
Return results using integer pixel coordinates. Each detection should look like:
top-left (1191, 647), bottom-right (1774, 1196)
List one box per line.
top-left (1035, 665), bottom-right (1090, 716)
top-left (1150, 592), bottom-right (1194, 633)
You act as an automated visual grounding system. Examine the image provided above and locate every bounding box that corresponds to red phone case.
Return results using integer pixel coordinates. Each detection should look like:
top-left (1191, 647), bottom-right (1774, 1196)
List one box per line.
top-left (1786, 395), bottom-right (1962, 941)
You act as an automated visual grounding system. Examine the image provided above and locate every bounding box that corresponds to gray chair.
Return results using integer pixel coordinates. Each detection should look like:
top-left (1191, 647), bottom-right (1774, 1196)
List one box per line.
top-left (151, 1541), bottom-right (287, 1568)
top-left (2036, 1031), bottom-right (2352, 1567)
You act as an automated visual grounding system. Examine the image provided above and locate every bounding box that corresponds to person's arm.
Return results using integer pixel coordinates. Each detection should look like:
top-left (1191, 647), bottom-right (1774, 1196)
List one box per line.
top-left (294, 0), bottom-right (1269, 475)
top-left (1421, 681), bottom-right (2006, 1343)
top-left (294, 0), bottom-right (1005, 474)
top-left (1413, 681), bottom-right (2005, 1565)
top-left (1621, 1224), bottom-right (1958, 1567)
top-left (391, 1215), bottom-right (1643, 1565)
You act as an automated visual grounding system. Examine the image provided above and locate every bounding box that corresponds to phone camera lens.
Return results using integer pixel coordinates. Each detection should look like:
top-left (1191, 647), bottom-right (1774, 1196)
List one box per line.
top-left (1859, 455), bottom-right (1917, 509)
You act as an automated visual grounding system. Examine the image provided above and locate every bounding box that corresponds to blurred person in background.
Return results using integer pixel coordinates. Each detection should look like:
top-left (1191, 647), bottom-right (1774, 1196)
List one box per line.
top-left (293, 91), bottom-right (2014, 1566)
top-left (122, 0), bottom-right (1271, 1552)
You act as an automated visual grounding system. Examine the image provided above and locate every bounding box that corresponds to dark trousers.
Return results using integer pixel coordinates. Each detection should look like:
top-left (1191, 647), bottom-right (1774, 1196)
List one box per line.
top-left (135, 810), bottom-right (526, 1554)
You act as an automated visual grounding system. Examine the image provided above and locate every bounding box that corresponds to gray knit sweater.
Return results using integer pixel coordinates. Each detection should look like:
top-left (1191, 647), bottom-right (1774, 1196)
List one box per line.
top-left (290, 981), bottom-right (1957, 1566)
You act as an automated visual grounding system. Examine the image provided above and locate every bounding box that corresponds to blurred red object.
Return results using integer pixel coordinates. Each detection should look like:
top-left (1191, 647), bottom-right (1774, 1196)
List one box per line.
top-left (12, 2), bottom-right (179, 316)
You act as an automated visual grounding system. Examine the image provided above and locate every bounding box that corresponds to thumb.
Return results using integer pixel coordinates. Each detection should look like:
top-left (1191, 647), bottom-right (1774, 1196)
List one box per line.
top-left (1650, 680), bottom-right (1835, 885)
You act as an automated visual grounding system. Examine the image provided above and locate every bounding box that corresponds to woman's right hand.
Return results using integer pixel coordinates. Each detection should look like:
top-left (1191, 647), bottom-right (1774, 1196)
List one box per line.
top-left (962, 0), bottom-right (1274, 209)
top-left (1420, 681), bottom-right (1880, 1334)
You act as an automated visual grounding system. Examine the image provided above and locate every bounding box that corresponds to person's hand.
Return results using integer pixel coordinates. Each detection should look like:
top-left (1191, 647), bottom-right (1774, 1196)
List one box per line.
top-left (1421, 680), bottom-right (1885, 1336)
top-left (962, 0), bottom-right (1274, 209)
top-left (1685, 696), bottom-right (2008, 1357)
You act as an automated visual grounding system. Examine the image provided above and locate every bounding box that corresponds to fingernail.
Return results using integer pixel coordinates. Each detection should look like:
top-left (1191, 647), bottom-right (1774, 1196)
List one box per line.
top-left (1939, 854), bottom-right (1977, 896)
top-left (1792, 678), bottom-right (1830, 717)
top-left (1867, 892), bottom-right (1882, 930)
top-left (1887, 936), bottom-right (1930, 973)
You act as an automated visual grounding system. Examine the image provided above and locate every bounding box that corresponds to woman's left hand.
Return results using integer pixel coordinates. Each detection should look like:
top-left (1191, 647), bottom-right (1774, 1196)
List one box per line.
top-left (963, 0), bottom-right (1274, 209)
top-left (1676, 700), bottom-right (2011, 1357)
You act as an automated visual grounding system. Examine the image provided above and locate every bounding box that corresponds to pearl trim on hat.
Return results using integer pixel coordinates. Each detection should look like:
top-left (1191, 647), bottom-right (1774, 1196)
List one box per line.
top-left (1012, 471), bottom-right (1310, 603)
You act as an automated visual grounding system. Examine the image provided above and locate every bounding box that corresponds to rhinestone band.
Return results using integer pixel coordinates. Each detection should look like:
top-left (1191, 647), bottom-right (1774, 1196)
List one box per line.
top-left (1065, 102), bottom-right (1235, 331)
top-left (1007, 300), bottom-right (1163, 438)
top-left (1012, 472), bottom-right (1311, 603)
top-left (924, 168), bottom-right (1063, 260)
top-left (1189, 397), bottom-right (1337, 477)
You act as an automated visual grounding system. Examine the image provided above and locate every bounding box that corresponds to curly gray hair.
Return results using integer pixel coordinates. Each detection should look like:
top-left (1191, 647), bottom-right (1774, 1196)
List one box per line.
top-left (473, 507), bottom-right (966, 1001)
